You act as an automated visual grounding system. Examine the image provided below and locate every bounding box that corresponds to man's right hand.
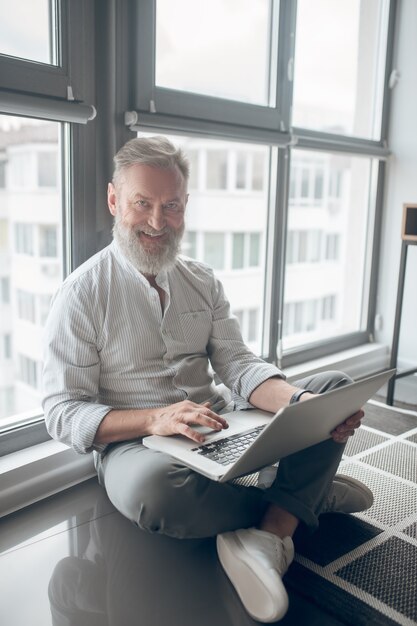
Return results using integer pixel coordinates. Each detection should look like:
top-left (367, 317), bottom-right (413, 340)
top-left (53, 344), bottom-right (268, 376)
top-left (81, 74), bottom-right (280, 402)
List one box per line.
top-left (147, 400), bottom-right (229, 444)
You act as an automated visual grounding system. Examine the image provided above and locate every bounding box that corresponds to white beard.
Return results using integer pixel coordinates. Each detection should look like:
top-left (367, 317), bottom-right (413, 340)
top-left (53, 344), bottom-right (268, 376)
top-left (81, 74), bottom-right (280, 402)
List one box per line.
top-left (112, 213), bottom-right (184, 276)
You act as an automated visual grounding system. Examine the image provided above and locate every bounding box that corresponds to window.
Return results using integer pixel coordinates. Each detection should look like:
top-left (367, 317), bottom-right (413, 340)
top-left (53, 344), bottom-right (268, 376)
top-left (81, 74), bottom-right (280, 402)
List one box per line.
top-left (139, 134), bottom-right (270, 357)
top-left (292, 0), bottom-right (390, 139)
top-left (17, 290), bottom-right (36, 323)
top-left (325, 234), bottom-right (340, 261)
top-left (284, 149), bottom-right (377, 349)
top-left (232, 232), bottom-right (262, 269)
top-left (0, 116), bottom-right (63, 425)
top-left (39, 294), bottom-right (52, 326)
top-left (233, 308), bottom-right (260, 347)
top-left (249, 233), bottom-right (261, 267)
top-left (18, 355), bottom-right (38, 388)
top-left (0, 159), bottom-right (5, 188)
top-left (232, 233), bottom-right (245, 269)
top-left (203, 233), bottom-right (225, 270)
top-left (3, 335), bottom-right (11, 359)
top-left (155, 0), bottom-right (274, 106)
top-left (182, 231), bottom-right (197, 259)
top-left (38, 152), bottom-right (57, 187)
top-left (39, 225), bottom-right (57, 257)
top-left (0, 0), bottom-right (58, 65)
top-left (0, 277), bottom-right (10, 304)
top-left (14, 223), bottom-right (34, 255)
top-left (206, 151), bottom-right (228, 190)
top-left (0, 219), bottom-right (8, 248)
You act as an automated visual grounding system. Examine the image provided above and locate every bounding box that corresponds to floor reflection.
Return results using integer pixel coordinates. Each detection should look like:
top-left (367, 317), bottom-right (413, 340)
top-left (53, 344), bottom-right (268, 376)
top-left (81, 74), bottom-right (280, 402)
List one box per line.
top-left (46, 484), bottom-right (256, 626)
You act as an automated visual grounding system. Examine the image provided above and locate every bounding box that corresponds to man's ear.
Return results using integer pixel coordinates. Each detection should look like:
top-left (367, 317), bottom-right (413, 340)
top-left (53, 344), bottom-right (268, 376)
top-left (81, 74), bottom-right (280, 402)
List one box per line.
top-left (185, 193), bottom-right (189, 207)
top-left (108, 182), bottom-right (117, 216)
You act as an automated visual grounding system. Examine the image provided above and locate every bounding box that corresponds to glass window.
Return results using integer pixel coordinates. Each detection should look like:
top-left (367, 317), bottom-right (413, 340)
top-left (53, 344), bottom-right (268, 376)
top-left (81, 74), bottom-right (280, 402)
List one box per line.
top-left (232, 233), bottom-right (245, 269)
top-left (155, 0), bottom-right (275, 106)
top-left (39, 225), bottom-right (57, 257)
top-left (182, 231), bottom-right (197, 259)
top-left (138, 134), bottom-right (271, 356)
top-left (236, 153), bottom-right (247, 189)
top-left (3, 334), bottom-right (12, 359)
top-left (39, 293), bottom-right (52, 326)
top-left (249, 233), bottom-right (261, 267)
top-left (17, 289), bottom-right (36, 323)
top-left (206, 150), bottom-right (228, 190)
top-left (0, 0), bottom-right (58, 65)
top-left (0, 277), bottom-right (10, 303)
top-left (284, 148), bottom-right (377, 350)
top-left (322, 295), bottom-right (337, 320)
top-left (0, 116), bottom-right (63, 424)
top-left (0, 160), bottom-right (6, 188)
top-left (0, 219), bottom-right (8, 249)
top-left (38, 152), bottom-right (57, 187)
top-left (325, 234), bottom-right (340, 261)
top-left (14, 224), bottom-right (34, 255)
top-left (292, 0), bottom-right (389, 139)
top-left (252, 153), bottom-right (265, 191)
top-left (18, 354), bottom-right (38, 388)
top-left (203, 233), bottom-right (225, 270)
top-left (187, 150), bottom-right (199, 190)
top-left (248, 309), bottom-right (259, 342)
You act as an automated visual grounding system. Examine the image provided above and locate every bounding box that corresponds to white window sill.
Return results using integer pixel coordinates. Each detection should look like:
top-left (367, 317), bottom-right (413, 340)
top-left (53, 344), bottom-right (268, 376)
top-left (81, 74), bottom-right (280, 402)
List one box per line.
top-left (0, 342), bottom-right (390, 519)
top-left (0, 439), bottom-right (95, 518)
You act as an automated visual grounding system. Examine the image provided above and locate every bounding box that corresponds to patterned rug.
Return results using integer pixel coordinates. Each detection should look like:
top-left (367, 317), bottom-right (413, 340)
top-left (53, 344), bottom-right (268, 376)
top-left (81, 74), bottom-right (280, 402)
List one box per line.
top-left (285, 399), bottom-right (417, 626)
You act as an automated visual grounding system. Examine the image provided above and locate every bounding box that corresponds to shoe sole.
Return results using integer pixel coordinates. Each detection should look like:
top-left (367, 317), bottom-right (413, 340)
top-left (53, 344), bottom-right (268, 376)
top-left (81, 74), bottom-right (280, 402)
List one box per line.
top-left (216, 533), bottom-right (289, 623)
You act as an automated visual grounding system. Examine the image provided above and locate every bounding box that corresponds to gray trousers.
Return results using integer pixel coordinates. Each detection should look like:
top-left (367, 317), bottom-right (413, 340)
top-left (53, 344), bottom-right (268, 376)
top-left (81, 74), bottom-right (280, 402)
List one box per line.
top-left (96, 371), bottom-right (352, 538)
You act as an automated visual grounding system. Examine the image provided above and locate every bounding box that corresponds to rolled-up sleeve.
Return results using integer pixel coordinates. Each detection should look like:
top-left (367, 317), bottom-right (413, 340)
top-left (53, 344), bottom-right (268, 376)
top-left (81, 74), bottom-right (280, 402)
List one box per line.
top-left (42, 281), bottom-right (112, 454)
top-left (207, 275), bottom-right (285, 408)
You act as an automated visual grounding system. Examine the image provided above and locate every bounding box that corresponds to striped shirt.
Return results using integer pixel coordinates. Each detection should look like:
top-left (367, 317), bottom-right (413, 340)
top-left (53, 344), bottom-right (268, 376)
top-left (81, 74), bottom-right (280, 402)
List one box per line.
top-left (42, 241), bottom-right (284, 454)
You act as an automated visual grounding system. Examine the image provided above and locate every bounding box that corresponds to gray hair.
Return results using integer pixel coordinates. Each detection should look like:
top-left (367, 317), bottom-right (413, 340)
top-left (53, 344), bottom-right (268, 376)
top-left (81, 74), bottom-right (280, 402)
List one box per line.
top-left (112, 136), bottom-right (190, 186)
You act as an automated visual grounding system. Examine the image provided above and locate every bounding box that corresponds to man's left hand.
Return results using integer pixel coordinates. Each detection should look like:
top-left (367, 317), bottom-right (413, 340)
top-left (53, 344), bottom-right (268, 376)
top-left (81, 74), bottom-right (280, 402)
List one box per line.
top-left (331, 409), bottom-right (364, 443)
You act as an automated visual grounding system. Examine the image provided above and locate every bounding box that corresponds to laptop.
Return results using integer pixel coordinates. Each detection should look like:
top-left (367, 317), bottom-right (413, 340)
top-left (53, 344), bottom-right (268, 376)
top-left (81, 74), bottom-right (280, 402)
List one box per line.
top-left (143, 369), bottom-right (395, 483)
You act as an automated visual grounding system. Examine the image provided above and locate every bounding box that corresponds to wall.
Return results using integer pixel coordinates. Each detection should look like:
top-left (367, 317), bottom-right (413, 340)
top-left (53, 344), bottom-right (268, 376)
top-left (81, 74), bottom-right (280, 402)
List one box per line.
top-left (376, 0), bottom-right (417, 402)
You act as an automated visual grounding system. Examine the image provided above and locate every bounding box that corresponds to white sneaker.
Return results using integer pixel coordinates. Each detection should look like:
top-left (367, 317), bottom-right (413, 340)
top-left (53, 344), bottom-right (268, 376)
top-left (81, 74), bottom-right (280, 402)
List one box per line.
top-left (216, 527), bottom-right (294, 623)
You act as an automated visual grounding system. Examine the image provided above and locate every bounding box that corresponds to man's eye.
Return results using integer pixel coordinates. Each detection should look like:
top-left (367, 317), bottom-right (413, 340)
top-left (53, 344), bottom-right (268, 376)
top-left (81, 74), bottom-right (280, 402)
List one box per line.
top-left (136, 200), bottom-right (148, 208)
top-left (165, 203), bottom-right (179, 212)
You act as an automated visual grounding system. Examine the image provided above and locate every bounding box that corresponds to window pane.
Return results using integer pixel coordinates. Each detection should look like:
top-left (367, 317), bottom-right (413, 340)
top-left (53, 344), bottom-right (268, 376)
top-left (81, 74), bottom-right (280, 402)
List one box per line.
top-left (236, 153), bottom-right (247, 190)
top-left (182, 231), bottom-right (197, 259)
top-left (138, 134), bottom-right (270, 355)
top-left (206, 150), bottom-right (228, 190)
top-left (204, 233), bottom-right (225, 270)
top-left (38, 152), bottom-right (57, 187)
top-left (0, 0), bottom-right (58, 65)
top-left (39, 225), bottom-right (58, 257)
top-left (283, 148), bottom-right (376, 350)
top-left (0, 116), bottom-right (63, 424)
top-left (156, 0), bottom-right (275, 106)
top-left (292, 0), bottom-right (389, 139)
top-left (232, 233), bottom-right (245, 269)
top-left (249, 233), bottom-right (261, 267)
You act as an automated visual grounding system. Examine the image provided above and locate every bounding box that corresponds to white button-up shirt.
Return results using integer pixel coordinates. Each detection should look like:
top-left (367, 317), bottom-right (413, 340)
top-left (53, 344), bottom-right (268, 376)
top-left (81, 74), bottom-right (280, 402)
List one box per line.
top-left (42, 241), bottom-right (284, 454)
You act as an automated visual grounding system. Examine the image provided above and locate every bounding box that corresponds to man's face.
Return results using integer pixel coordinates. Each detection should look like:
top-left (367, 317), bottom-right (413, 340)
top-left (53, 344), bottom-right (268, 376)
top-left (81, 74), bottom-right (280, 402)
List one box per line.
top-left (108, 164), bottom-right (188, 276)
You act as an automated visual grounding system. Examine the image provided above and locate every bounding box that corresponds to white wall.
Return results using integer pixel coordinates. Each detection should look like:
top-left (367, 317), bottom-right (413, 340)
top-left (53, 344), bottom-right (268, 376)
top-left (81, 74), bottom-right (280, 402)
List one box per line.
top-left (376, 0), bottom-right (417, 402)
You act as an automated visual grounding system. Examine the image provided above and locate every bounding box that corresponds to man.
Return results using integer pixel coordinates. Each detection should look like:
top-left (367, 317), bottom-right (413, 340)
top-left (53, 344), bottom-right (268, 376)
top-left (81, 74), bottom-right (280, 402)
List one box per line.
top-left (43, 136), bottom-right (372, 623)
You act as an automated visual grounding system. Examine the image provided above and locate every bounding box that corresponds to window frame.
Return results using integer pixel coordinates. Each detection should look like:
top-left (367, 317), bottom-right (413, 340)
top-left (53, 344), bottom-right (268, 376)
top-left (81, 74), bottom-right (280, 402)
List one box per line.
top-left (0, 0), bottom-right (104, 455)
top-left (129, 0), bottom-right (397, 369)
top-left (0, 0), bottom-right (399, 456)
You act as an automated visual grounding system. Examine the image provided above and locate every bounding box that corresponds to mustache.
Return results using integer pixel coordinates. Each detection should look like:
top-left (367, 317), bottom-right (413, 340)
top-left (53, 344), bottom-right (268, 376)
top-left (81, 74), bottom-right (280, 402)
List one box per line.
top-left (135, 227), bottom-right (170, 237)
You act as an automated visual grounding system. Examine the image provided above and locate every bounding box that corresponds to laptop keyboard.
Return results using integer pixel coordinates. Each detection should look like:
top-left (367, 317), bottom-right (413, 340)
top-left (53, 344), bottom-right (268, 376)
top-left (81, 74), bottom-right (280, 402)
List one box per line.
top-left (191, 425), bottom-right (266, 465)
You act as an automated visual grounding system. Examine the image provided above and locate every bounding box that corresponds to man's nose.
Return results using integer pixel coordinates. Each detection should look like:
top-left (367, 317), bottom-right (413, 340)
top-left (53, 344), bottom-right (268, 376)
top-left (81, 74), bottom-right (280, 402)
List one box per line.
top-left (147, 206), bottom-right (166, 231)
